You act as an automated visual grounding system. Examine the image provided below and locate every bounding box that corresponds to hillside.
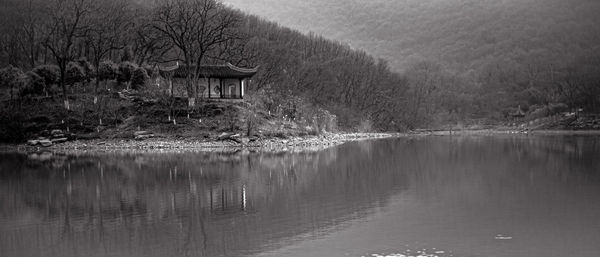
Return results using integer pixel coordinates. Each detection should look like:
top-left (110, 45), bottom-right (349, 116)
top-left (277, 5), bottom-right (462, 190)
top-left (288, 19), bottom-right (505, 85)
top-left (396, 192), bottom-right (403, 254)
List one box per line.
top-left (2, 0), bottom-right (600, 139)
top-left (0, 0), bottom-right (405, 145)
top-left (224, 0), bottom-right (600, 72)
top-left (224, 0), bottom-right (600, 127)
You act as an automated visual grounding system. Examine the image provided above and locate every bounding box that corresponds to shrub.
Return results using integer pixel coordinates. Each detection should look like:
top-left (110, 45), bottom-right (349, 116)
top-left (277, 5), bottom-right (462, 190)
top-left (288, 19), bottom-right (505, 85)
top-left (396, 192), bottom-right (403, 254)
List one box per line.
top-left (549, 103), bottom-right (569, 114)
top-left (121, 46), bottom-right (134, 62)
top-left (356, 119), bottom-right (374, 132)
top-left (32, 65), bottom-right (59, 86)
top-left (65, 62), bottom-right (86, 86)
top-left (143, 65), bottom-right (156, 78)
top-left (528, 103), bottom-right (570, 120)
top-left (77, 57), bottom-right (95, 81)
top-left (97, 60), bottom-right (118, 81)
top-left (0, 65), bottom-right (25, 100)
top-left (20, 71), bottom-right (45, 96)
top-left (131, 67), bottom-right (150, 89)
top-left (117, 61), bottom-right (138, 84)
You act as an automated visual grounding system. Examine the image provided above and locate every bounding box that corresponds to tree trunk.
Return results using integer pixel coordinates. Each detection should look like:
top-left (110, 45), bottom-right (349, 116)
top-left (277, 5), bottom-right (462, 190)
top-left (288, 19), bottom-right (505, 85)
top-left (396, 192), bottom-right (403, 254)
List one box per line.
top-left (94, 65), bottom-right (100, 94)
top-left (60, 69), bottom-right (69, 110)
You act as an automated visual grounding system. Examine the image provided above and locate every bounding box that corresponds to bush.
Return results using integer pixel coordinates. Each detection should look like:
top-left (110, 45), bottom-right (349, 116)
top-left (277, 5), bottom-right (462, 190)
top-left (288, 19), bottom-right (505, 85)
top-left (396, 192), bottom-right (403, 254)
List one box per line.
top-left (65, 62), bottom-right (86, 86)
top-left (143, 65), bottom-right (156, 78)
top-left (0, 65), bottom-right (25, 99)
top-left (77, 57), bottom-right (95, 81)
top-left (549, 103), bottom-right (569, 114)
top-left (121, 46), bottom-right (134, 62)
top-left (117, 61), bottom-right (138, 84)
top-left (528, 103), bottom-right (571, 120)
top-left (20, 71), bottom-right (45, 97)
top-left (32, 65), bottom-right (59, 86)
top-left (98, 60), bottom-right (118, 81)
top-left (131, 67), bottom-right (150, 89)
top-left (356, 119), bottom-right (374, 132)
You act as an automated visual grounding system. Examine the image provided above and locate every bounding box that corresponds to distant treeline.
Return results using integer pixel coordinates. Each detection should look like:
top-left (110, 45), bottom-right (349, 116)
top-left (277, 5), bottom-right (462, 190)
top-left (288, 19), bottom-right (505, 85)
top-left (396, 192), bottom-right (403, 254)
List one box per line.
top-left (227, 0), bottom-right (600, 127)
top-left (1, 0), bottom-right (599, 131)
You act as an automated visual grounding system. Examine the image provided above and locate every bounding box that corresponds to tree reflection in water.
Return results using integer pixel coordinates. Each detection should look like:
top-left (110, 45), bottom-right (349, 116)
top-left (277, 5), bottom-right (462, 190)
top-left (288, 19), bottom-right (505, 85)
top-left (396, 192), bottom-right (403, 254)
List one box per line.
top-left (1, 135), bottom-right (599, 257)
top-left (0, 144), bottom-right (406, 257)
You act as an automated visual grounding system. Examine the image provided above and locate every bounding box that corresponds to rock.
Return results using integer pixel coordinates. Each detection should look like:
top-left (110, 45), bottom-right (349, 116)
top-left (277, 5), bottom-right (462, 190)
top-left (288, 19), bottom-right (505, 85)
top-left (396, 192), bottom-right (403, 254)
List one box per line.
top-left (51, 138), bottom-right (68, 144)
top-left (51, 129), bottom-right (63, 135)
top-left (217, 132), bottom-right (233, 140)
top-left (134, 131), bottom-right (151, 136)
top-left (27, 140), bottom-right (39, 146)
top-left (39, 139), bottom-right (52, 147)
top-left (218, 133), bottom-right (240, 141)
top-left (135, 134), bottom-right (154, 141)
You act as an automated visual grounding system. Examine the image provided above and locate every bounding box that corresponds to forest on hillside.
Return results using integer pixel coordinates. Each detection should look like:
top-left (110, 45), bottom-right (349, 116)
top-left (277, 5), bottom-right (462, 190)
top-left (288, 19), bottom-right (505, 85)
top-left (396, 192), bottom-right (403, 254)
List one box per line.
top-left (0, 0), bottom-right (414, 135)
top-left (225, 0), bottom-right (600, 125)
top-left (1, 0), bottom-right (600, 134)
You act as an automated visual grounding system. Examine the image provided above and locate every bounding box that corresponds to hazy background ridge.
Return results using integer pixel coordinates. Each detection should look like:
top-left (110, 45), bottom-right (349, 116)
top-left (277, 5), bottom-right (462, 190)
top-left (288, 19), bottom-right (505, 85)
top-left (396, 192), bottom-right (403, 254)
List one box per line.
top-left (223, 0), bottom-right (600, 72)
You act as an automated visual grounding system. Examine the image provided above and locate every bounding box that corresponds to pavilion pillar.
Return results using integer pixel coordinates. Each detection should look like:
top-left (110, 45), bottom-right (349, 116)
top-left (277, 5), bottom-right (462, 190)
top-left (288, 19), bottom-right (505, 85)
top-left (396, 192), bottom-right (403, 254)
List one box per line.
top-left (219, 78), bottom-right (223, 99)
top-left (208, 77), bottom-right (211, 99)
top-left (239, 78), bottom-right (243, 99)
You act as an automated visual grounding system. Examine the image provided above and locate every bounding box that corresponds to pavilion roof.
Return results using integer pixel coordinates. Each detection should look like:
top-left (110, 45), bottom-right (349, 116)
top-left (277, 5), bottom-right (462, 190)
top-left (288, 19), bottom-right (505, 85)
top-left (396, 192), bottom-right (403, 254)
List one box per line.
top-left (158, 62), bottom-right (258, 79)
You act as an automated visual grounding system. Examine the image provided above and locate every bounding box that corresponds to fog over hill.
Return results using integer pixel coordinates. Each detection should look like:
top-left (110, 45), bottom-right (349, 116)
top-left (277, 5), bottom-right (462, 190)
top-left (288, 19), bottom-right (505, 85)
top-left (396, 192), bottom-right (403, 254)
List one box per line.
top-left (223, 0), bottom-right (600, 72)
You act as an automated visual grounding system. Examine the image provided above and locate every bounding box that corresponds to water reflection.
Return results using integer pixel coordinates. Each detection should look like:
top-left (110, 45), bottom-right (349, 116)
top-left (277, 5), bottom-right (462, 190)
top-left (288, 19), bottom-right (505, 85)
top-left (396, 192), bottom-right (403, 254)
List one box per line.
top-left (1, 135), bottom-right (600, 257)
top-left (0, 142), bottom-right (406, 257)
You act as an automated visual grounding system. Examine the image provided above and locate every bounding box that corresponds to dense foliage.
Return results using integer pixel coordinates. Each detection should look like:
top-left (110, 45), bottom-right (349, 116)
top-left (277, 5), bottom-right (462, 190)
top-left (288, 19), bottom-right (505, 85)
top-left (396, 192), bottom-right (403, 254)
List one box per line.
top-left (1, 0), bottom-right (599, 130)
top-left (225, 0), bottom-right (600, 126)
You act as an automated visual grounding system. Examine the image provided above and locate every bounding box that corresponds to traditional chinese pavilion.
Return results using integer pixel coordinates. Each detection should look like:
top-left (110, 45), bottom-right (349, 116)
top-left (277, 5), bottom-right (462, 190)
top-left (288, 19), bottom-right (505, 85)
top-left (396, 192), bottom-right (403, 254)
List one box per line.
top-left (159, 62), bottom-right (258, 99)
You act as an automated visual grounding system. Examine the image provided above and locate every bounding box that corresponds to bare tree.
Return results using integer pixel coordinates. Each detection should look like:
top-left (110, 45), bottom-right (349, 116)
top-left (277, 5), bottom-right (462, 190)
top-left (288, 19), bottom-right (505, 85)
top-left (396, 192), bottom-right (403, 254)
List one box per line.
top-left (0, 0), bottom-right (26, 67)
top-left (132, 21), bottom-right (173, 65)
top-left (152, 0), bottom-right (242, 106)
top-left (42, 0), bottom-right (94, 109)
top-left (87, 0), bottom-right (131, 93)
top-left (16, 0), bottom-right (45, 70)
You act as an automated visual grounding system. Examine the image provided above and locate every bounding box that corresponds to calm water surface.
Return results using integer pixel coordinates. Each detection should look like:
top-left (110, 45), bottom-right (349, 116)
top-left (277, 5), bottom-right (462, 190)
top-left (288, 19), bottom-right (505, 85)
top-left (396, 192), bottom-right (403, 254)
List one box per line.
top-left (1, 135), bottom-right (600, 257)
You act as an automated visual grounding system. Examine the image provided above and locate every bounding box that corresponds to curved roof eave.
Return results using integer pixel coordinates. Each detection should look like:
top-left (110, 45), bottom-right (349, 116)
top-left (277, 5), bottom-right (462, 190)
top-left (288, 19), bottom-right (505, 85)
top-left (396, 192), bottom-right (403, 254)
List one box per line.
top-left (226, 63), bottom-right (260, 74)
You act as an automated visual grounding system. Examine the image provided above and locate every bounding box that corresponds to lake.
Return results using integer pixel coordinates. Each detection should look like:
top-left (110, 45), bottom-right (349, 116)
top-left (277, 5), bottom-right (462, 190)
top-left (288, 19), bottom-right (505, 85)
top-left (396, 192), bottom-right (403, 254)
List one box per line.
top-left (1, 135), bottom-right (600, 257)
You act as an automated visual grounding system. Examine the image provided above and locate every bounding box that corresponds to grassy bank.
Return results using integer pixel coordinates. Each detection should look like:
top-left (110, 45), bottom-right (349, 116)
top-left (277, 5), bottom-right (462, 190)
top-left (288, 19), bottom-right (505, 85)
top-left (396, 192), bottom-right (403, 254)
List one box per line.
top-left (0, 83), bottom-right (347, 149)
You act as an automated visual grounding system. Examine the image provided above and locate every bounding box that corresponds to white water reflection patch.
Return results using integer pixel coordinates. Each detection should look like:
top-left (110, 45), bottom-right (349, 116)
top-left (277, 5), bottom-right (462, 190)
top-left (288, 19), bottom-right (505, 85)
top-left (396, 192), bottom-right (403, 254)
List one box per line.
top-left (494, 234), bottom-right (513, 240)
top-left (367, 248), bottom-right (453, 257)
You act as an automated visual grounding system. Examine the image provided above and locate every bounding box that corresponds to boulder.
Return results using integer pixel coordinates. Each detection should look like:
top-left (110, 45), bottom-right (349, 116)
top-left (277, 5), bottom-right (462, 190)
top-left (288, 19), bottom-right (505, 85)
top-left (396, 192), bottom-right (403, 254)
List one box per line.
top-left (27, 140), bottom-right (39, 146)
top-left (217, 132), bottom-right (236, 141)
top-left (228, 134), bottom-right (245, 144)
top-left (39, 139), bottom-right (53, 147)
top-left (51, 129), bottom-right (63, 135)
top-left (51, 138), bottom-right (68, 144)
top-left (135, 134), bottom-right (154, 141)
top-left (134, 131), bottom-right (151, 136)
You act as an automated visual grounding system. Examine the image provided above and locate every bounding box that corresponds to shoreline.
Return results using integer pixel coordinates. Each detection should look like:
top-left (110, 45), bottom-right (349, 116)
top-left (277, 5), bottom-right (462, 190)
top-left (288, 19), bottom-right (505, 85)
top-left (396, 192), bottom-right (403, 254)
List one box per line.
top-left (2, 129), bottom-right (600, 154)
top-left (0, 133), bottom-right (398, 154)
